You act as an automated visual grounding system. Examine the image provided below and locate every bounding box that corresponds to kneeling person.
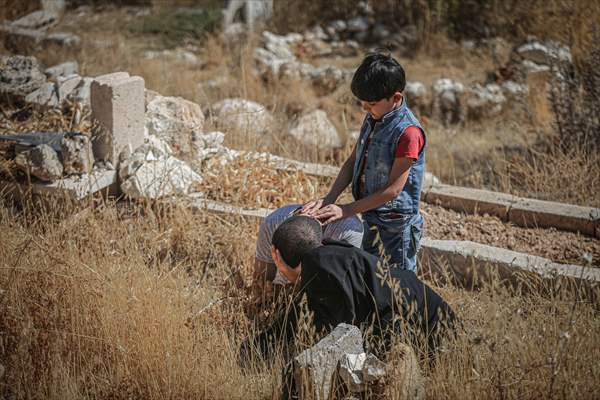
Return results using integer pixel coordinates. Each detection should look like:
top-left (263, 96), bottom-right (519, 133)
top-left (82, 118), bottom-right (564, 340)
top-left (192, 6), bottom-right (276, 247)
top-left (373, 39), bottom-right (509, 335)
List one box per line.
top-left (249, 216), bottom-right (455, 360)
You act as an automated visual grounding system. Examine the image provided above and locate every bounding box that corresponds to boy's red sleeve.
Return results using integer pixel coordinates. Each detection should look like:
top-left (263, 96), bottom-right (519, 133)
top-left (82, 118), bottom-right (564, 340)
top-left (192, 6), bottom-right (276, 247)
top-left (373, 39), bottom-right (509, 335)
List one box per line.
top-left (395, 126), bottom-right (424, 160)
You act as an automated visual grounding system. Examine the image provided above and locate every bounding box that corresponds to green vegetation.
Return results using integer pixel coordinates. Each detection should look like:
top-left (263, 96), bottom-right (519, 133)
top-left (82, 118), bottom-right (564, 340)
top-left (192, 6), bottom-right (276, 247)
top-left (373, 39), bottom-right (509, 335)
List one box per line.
top-left (128, 6), bottom-right (222, 47)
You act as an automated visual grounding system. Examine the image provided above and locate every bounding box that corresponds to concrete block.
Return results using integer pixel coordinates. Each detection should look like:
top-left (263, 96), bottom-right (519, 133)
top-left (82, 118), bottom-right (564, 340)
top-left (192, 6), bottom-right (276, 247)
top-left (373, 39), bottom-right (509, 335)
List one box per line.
top-left (419, 238), bottom-right (600, 287)
top-left (509, 198), bottom-right (599, 237)
top-left (424, 184), bottom-right (517, 220)
top-left (91, 73), bottom-right (145, 165)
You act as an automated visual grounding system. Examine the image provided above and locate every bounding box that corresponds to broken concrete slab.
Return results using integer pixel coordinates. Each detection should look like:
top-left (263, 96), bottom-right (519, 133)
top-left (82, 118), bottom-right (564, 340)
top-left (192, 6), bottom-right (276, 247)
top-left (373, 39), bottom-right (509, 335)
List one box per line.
top-left (24, 168), bottom-right (117, 200)
top-left (424, 184), bottom-right (518, 220)
top-left (295, 323), bottom-right (364, 400)
top-left (509, 198), bottom-right (600, 238)
top-left (91, 72), bottom-right (145, 165)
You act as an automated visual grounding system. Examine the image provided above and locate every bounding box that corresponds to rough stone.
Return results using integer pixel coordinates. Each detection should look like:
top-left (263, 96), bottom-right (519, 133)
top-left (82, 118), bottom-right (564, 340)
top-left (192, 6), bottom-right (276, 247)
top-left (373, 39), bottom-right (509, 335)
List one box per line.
top-left (24, 82), bottom-right (58, 107)
top-left (10, 10), bottom-right (59, 31)
top-left (44, 32), bottom-right (81, 49)
top-left (263, 31), bottom-right (295, 59)
top-left (501, 80), bottom-right (529, 99)
top-left (311, 66), bottom-right (351, 94)
top-left (404, 81), bottom-right (430, 115)
top-left (211, 98), bottom-right (273, 135)
top-left (516, 40), bottom-right (572, 66)
top-left (346, 17), bottom-right (369, 33)
top-left (466, 83), bottom-right (506, 119)
top-left (372, 24), bottom-right (391, 40)
top-left (0, 55), bottom-right (46, 102)
top-left (44, 61), bottom-right (79, 80)
top-left (61, 132), bottom-right (93, 175)
top-left (294, 323), bottom-right (364, 400)
top-left (15, 144), bottom-right (63, 182)
top-left (432, 78), bottom-right (465, 125)
top-left (146, 95), bottom-right (205, 155)
top-left (91, 72), bottom-right (145, 165)
top-left (143, 49), bottom-right (202, 66)
top-left (521, 60), bottom-right (551, 74)
top-left (70, 77), bottom-right (92, 106)
top-left (223, 0), bottom-right (273, 31)
top-left (384, 343), bottom-right (425, 400)
top-left (119, 144), bottom-right (202, 199)
top-left (192, 131), bottom-right (226, 160)
top-left (56, 74), bottom-right (82, 103)
top-left (339, 353), bottom-right (386, 393)
top-left (289, 110), bottom-right (342, 149)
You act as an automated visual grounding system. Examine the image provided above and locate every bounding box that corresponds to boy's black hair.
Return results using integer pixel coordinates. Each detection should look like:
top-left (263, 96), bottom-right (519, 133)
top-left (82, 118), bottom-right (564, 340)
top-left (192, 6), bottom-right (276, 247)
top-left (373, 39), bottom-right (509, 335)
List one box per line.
top-left (272, 216), bottom-right (323, 269)
top-left (351, 52), bottom-right (406, 102)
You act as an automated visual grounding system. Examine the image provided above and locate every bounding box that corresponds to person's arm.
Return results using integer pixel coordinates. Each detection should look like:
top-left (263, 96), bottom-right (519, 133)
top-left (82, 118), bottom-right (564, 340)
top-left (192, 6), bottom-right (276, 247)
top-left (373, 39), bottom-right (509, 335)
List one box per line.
top-left (301, 144), bottom-right (357, 216)
top-left (316, 156), bottom-right (414, 224)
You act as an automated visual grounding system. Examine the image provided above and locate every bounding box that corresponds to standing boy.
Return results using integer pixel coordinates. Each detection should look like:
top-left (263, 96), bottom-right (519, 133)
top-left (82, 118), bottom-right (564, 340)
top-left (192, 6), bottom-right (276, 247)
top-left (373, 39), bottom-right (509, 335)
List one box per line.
top-left (303, 52), bottom-right (426, 273)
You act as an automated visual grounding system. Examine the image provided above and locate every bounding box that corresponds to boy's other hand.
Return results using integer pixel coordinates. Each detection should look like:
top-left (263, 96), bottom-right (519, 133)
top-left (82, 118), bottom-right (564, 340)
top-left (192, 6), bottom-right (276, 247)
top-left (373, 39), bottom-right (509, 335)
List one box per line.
top-left (315, 204), bottom-right (350, 225)
top-left (300, 198), bottom-right (325, 216)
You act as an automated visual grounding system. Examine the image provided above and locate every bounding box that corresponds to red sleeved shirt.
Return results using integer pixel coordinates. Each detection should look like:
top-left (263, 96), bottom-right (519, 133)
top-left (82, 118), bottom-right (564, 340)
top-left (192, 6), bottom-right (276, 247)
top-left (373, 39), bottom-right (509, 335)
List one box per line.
top-left (395, 126), bottom-right (425, 159)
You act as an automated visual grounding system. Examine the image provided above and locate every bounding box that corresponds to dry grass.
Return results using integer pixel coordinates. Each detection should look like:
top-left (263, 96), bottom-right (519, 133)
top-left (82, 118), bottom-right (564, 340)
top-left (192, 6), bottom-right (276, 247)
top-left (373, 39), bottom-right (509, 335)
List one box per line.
top-left (0, 195), bottom-right (599, 399)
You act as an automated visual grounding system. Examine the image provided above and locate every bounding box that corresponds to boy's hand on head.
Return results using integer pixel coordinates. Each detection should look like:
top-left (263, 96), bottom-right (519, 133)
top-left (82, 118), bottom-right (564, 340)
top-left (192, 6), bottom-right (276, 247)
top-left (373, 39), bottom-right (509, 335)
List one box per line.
top-left (315, 204), bottom-right (351, 225)
top-left (300, 198), bottom-right (325, 217)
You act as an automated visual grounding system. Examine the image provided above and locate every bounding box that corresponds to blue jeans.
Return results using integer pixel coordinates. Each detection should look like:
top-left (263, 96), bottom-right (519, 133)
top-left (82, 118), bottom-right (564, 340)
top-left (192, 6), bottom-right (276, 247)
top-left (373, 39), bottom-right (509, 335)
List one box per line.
top-left (361, 212), bottom-right (424, 273)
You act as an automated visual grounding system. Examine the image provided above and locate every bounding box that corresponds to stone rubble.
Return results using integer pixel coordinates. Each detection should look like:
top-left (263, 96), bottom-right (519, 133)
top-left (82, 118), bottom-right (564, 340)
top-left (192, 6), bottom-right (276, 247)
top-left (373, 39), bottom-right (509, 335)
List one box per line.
top-left (145, 95), bottom-right (205, 155)
top-left (294, 323), bottom-right (364, 400)
top-left (0, 55), bottom-right (47, 102)
top-left (289, 109), bottom-right (342, 149)
top-left (119, 144), bottom-right (202, 199)
top-left (44, 61), bottom-right (79, 80)
top-left (211, 98), bottom-right (274, 135)
top-left (14, 144), bottom-right (63, 182)
top-left (338, 352), bottom-right (386, 393)
top-left (61, 132), bottom-right (93, 175)
top-left (10, 10), bottom-right (59, 31)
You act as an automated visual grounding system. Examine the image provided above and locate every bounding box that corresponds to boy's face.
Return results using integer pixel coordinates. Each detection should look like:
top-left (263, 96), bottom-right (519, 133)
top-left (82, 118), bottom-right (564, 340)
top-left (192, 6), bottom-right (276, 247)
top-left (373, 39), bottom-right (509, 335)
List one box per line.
top-left (360, 92), bottom-right (402, 120)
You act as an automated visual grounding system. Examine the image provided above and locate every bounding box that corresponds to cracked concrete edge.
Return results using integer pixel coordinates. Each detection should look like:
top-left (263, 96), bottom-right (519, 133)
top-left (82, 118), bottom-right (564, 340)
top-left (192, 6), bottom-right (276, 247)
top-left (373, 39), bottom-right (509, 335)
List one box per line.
top-left (181, 196), bottom-right (600, 286)
top-left (268, 156), bottom-right (599, 237)
top-left (0, 169), bottom-right (118, 201)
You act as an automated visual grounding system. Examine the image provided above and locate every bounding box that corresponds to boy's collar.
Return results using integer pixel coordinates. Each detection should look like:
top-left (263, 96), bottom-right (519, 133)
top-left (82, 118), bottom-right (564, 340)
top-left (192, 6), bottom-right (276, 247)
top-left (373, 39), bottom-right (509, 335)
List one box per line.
top-left (367, 97), bottom-right (406, 124)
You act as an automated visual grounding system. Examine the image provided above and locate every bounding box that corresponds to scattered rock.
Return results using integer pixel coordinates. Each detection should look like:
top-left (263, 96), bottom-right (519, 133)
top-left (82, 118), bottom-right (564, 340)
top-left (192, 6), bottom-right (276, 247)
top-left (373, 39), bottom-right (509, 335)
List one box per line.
top-left (146, 95), bottom-right (205, 155)
top-left (262, 31), bottom-right (295, 59)
top-left (372, 23), bottom-right (391, 41)
top-left (311, 66), bottom-right (352, 94)
top-left (0, 55), bottom-right (46, 102)
top-left (211, 98), bottom-right (273, 135)
top-left (15, 144), bottom-right (63, 182)
top-left (143, 49), bottom-right (202, 66)
top-left (10, 10), bottom-right (58, 31)
top-left (338, 353), bottom-right (386, 393)
top-left (385, 343), bottom-right (425, 400)
top-left (2, 26), bottom-right (81, 54)
top-left (289, 109), bottom-right (342, 149)
top-left (56, 74), bottom-right (82, 103)
top-left (501, 80), bottom-right (529, 99)
top-left (404, 81), bottom-right (430, 115)
top-left (192, 131), bottom-right (237, 162)
top-left (432, 78), bottom-right (465, 125)
top-left (294, 323), bottom-right (364, 400)
top-left (346, 17), bottom-right (369, 33)
top-left (119, 144), bottom-right (201, 199)
top-left (61, 132), bottom-right (93, 175)
top-left (521, 60), bottom-right (551, 74)
top-left (516, 40), bottom-right (572, 66)
top-left (44, 32), bottom-right (81, 49)
top-left (70, 77), bottom-right (92, 106)
top-left (466, 83), bottom-right (506, 119)
top-left (24, 82), bottom-right (58, 107)
top-left (44, 61), bottom-right (79, 80)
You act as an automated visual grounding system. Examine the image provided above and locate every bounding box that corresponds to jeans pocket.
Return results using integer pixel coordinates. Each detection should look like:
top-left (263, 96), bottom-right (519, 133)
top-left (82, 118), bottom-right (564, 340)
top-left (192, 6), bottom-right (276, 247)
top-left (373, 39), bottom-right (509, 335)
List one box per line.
top-left (410, 217), bottom-right (424, 254)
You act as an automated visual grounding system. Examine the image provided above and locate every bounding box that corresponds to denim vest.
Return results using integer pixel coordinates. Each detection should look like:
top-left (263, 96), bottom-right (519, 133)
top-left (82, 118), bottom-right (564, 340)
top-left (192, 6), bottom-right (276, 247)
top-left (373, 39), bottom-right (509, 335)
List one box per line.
top-left (351, 99), bottom-right (426, 216)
